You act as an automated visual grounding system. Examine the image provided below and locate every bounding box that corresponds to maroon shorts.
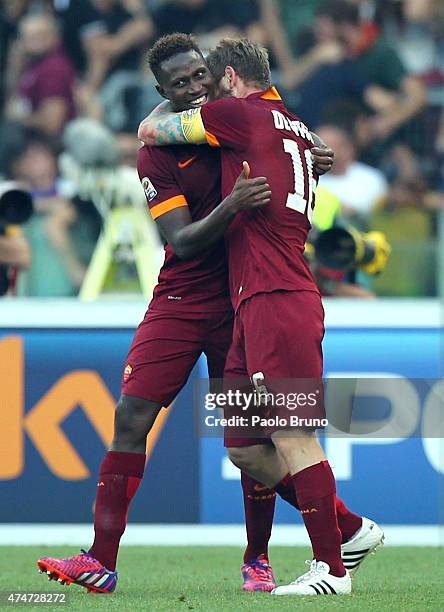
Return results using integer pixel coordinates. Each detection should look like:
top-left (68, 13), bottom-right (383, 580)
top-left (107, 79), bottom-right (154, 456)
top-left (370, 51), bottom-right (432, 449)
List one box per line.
top-left (122, 307), bottom-right (233, 406)
top-left (223, 290), bottom-right (325, 447)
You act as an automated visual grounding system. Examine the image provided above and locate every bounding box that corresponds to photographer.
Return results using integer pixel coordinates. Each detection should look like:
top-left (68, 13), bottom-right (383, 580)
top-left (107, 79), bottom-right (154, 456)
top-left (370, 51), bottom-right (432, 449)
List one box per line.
top-left (10, 139), bottom-right (101, 297)
top-left (308, 186), bottom-right (389, 298)
top-left (0, 226), bottom-right (30, 295)
top-left (0, 183), bottom-right (32, 296)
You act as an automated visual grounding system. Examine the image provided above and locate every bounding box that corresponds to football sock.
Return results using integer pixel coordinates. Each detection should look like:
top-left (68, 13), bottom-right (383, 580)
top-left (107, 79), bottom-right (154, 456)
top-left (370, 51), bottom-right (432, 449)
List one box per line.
top-left (335, 497), bottom-right (363, 543)
top-left (290, 461), bottom-right (345, 577)
top-left (89, 451), bottom-right (145, 570)
top-left (275, 474), bottom-right (362, 544)
top-left (241, 472), bottom-right (276, 562)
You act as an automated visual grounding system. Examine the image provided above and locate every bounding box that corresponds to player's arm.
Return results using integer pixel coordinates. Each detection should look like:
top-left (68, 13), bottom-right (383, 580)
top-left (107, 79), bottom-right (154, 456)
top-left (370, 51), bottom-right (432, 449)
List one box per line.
top-left (139, 103), bottom-right (336, 176)
top-left (138, 102), bottom-right (207, 147)
top-left (138, 97), bottom-right (249, 149)
top-left (138, 147), bottom-right (270, 259)
top-left (156, 162), bottom-right (270, 259)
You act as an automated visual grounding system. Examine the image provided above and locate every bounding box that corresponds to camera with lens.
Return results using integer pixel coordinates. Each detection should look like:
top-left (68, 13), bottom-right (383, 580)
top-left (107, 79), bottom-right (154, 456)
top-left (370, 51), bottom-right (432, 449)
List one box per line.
top-left (0, 182), bottom-right (34, 295)
top-left (312, 226), bottom-right (391, 276)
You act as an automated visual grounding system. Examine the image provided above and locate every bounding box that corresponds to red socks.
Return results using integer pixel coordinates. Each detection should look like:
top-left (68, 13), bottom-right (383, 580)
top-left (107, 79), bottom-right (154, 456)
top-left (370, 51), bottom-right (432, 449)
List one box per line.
top-left (275, 474), bottom-right (362, 544)
top-left (274, 473), bottom-right (299, 507)
top-left (241, 472), bottom-right (276, 562)
top-left (89, 451), bottom-right (145, 570)
top-left (290, 461), bottom-right (345, 577)
top-left (335, 497), bottom-right (363, 543)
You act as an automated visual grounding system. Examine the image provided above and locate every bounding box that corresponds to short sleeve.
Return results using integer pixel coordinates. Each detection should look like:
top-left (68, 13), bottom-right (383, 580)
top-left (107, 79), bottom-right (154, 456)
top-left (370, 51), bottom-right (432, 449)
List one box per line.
top-left (137, 146), bottom-right (188, 220)
top-left (200, 98), bottom-right (251, 150)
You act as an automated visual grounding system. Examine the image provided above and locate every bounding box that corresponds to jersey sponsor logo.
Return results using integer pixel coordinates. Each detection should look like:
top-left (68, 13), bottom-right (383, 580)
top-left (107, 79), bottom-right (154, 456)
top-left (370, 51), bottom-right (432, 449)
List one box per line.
top-left (123, 364), bottom-right (133, 383)
top-left (178, 155), bottom-right (198, 169)
top-left (141, 177), bottom-right (158, 202)
top-left (167, 295), bottom-right (182, 300)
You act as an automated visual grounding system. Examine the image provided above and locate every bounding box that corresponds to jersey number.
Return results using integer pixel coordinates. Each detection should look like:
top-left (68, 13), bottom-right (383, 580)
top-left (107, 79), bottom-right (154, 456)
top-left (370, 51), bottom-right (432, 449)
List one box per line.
top-left (283, 138), bottom-right (315, 223)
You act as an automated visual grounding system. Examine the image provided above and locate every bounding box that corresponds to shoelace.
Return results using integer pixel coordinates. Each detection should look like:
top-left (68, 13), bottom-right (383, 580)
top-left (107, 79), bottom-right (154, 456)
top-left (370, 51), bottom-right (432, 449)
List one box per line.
top-left (246, 559), bottom-right (271, 580)
top-left (77, 549), bottom-right (95, 560)
top-left (66, 550), bottom-right (97, 565)
top-left (292, 560), bottom-right (325, 585)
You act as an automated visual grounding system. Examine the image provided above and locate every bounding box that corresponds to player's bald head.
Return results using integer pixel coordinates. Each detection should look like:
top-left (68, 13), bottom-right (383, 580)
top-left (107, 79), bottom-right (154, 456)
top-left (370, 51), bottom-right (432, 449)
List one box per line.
top-left (206, 38), bottom-right (271, 91)
top-left (148, 33), bottom-right (204, 84)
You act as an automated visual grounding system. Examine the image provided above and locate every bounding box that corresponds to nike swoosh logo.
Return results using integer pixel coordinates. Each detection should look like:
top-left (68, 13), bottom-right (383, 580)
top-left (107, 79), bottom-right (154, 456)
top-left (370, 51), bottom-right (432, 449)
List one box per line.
top-left (178, 155), bottom-right (198, 169)
top-left (253, 483), bottom-right (269, 492)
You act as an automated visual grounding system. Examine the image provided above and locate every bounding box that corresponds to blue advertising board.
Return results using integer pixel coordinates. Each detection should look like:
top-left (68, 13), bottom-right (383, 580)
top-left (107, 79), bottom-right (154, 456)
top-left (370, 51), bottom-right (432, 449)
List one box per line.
top-left (0, 329), bottom-right (201, 523)
top-left (1, 300), bottom-right (443, 526)
top-left (201, 326), bottom-right (444, 525)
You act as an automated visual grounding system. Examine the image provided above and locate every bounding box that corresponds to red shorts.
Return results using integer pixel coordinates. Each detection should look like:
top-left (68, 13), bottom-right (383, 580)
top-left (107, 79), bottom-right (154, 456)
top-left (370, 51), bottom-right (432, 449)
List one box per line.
top-left (223, 290), bottom-right (325, 447)
top-left (122, 307), bottom-right (233, 406)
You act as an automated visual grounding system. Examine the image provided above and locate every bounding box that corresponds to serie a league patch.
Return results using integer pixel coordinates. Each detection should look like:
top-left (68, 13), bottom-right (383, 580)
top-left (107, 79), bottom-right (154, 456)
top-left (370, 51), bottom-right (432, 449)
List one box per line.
top-left (123, 364), bottom-right (133, 383)
top-left (141, 177), bottom-right (158, 202)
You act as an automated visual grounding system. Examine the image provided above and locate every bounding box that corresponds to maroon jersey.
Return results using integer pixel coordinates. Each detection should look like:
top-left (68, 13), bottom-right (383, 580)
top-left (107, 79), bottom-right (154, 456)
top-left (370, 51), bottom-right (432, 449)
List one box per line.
top-left (137, 144), bottom-right (231, 311)
top-left (18, 48), bottom-right (76, 121)
top-left (200, 87), bottom-right (319, 311)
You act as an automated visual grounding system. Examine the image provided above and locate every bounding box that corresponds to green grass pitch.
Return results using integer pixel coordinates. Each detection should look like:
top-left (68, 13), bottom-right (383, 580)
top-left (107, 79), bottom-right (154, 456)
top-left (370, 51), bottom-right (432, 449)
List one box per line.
top-left (1, 546), bottom-right (443, 611)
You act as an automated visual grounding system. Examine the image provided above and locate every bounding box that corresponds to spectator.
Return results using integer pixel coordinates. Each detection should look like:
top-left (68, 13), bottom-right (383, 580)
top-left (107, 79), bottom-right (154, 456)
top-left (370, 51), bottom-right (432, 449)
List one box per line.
top-left (329, 1), bottom-right (426, 143)
top-left (316, 124), bottom-right (388, 218)
top-left (0, 0), bottom-right (32, 111)
top-left (0, 120), bottom-right (27, 177)
top-left (151, 0), bottom-right (262, 52)
top-left (265, 0), bottom-right (426, 146)
top-left (259, 0), bottom-right (324, 72)
top-left (69, 0), bottom-right (152, 131)
top-left (260, 1), bottom-right (369, 127)
top-left (11, 140), bottom-right (101, 296)
top-left (370, 143), bottom-right (437, 297)
top-left (85, 0), bottom-right (152, 92)
top-left (5, 12), bottom-right (76, 138)
top-left (50, 0), bottom-right (109, 76)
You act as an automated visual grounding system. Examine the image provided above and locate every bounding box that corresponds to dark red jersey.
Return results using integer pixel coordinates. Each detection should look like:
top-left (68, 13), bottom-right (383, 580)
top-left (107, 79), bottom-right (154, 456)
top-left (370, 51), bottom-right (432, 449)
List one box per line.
top-left (200, 87), bottom-right (320, 311)
top-left (137, 144), bottom-right (230, 311)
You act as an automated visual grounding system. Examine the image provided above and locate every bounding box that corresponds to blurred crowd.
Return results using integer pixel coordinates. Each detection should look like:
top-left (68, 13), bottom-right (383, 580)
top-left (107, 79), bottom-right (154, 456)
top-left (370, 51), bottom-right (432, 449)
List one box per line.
top-left (0, 0), bottom-right (443, 298)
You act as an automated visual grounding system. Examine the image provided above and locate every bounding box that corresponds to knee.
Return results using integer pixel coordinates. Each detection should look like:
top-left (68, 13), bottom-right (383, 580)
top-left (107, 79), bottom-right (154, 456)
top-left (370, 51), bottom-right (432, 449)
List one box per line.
top-left (113, 395), bottom-right (160, 448)
top-left (228, 446), bottom-right (261, 473)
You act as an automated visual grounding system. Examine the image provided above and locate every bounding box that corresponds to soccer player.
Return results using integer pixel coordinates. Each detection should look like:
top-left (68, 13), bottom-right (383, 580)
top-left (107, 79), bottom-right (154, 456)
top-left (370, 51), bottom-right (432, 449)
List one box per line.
top-left (35, 37), bottom-right (272, 595)
top-left (140, 38), bottom-right (384, 596)
top-left (35, 34), bottom-right (331, 594)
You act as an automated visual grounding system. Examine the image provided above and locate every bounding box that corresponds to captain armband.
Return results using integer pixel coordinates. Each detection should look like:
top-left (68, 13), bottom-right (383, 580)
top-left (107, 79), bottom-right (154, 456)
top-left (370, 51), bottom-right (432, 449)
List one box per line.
top-left (180, 108), bottom-right (207, 144)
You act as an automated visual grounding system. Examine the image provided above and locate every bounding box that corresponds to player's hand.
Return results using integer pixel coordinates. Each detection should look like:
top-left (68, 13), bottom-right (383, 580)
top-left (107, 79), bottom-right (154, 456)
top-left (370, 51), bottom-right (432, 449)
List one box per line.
top-left (225, 161), bottom-right (271, 214)
top-left (311, 146), bottom-right (334, 175)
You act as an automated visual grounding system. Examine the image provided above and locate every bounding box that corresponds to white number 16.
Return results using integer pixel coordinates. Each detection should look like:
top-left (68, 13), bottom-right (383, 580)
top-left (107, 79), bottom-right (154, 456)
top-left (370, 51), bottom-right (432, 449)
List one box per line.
top-left (283, 138), bottom-right (316, 223)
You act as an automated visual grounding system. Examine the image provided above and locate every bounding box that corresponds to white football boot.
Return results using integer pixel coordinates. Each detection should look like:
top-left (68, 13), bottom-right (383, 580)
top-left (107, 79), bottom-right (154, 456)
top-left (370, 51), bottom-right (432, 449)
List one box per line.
top-left (271, 560), bottom-right (351, 596)
top-left (341, 517), bottom-right (384, 576)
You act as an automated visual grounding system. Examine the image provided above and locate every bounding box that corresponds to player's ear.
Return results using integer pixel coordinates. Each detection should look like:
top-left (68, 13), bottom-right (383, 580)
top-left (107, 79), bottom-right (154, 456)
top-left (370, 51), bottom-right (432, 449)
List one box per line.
top-left (156, 84), bottom-right (168, 100)
top-left (225, 66), bottom-right (236, 89)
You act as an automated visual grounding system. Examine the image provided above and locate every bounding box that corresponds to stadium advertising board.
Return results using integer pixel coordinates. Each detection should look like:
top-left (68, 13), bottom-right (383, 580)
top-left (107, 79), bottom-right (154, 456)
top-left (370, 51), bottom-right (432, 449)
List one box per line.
top-left (0, 327), bottom-right (200, 523)
top-left (1, 300), bottom-right (443, 525)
